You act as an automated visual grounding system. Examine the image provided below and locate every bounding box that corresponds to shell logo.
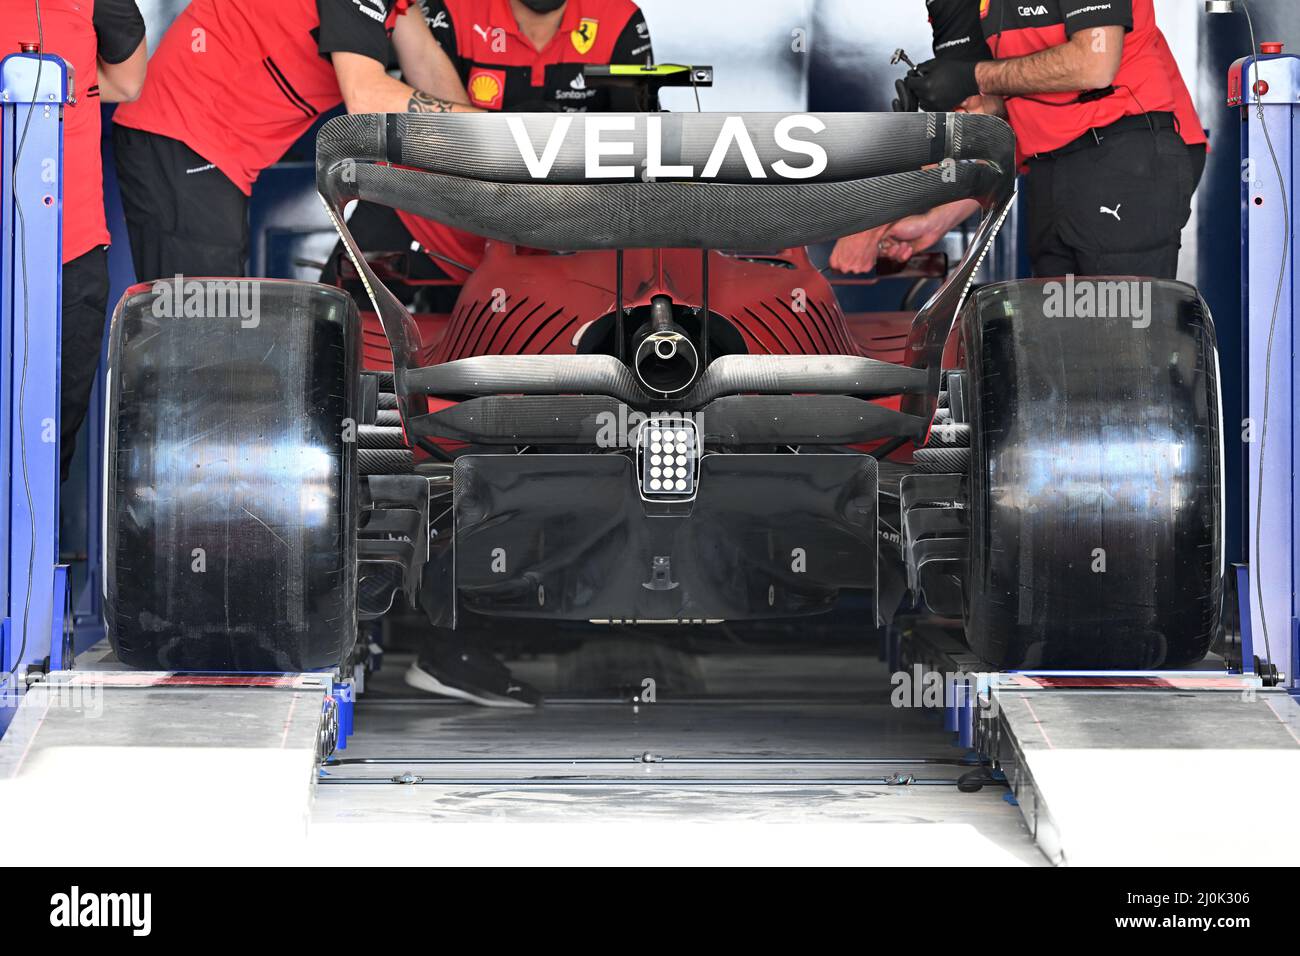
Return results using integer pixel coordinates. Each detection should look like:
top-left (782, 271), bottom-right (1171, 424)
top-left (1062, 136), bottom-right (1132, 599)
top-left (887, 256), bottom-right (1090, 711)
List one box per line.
top-left (469, 71), bottom-right (504, 108)
top-left (980, 0), bottom-right (991, 17)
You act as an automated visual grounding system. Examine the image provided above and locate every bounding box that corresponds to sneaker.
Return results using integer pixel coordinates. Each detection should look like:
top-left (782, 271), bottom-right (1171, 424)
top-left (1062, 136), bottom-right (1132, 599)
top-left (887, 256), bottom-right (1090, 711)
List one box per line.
top-left (404, 649), bottom-right (541, 708)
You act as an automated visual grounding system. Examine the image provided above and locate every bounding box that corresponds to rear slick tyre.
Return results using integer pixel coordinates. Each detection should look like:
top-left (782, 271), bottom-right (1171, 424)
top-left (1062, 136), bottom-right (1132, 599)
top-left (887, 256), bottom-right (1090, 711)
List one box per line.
top-left (105, 279), bottom-right (360, 671)
top-left (961, 278), bottom-right (1223, 669)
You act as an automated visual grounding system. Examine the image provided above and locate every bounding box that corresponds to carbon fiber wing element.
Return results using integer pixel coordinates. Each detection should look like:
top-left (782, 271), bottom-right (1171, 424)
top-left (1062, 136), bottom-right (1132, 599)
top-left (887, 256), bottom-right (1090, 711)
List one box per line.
top-left (316, 111), bottom-right (1017, 420)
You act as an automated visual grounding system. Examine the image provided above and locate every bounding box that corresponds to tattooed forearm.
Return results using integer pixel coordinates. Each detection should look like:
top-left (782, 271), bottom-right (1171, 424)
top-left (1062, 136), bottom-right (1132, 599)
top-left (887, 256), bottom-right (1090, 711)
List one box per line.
top-left (407, 90), bottom-right (456, 113)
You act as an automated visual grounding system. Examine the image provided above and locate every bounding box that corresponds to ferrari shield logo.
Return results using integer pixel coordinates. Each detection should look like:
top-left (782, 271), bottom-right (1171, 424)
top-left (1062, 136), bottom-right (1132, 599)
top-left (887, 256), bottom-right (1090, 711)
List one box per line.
top-left (979, 0), bottom-right (991, 18)
top-left (572, 18), bottom-right (599, 55)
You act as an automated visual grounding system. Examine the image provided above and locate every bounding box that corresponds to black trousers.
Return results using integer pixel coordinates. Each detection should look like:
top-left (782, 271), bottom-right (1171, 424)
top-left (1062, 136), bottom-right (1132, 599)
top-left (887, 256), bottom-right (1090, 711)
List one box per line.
top-left (112, 125), bottom-right (249, 283)
top-left (60, 246), bottom-right (109, 482)
top-left (1025, 125), bottom-right (1197, 280)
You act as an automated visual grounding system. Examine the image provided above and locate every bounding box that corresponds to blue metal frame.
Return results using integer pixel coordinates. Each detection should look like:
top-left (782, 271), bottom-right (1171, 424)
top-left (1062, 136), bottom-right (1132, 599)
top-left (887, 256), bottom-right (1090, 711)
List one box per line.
top-left (1235, 50), bottom-right (1300, 691)
top-left (332, 678), bottom-right (355, 750)
top-left (1, 52), bottom-right (69, 724)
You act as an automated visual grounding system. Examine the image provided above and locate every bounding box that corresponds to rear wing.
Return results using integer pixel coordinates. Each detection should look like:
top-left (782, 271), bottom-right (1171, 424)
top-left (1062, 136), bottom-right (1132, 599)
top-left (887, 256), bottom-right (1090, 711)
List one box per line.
top-left (316, 111), bottom-right (1017, 407)
top-left (317, 111), bottom-right (1013, 251)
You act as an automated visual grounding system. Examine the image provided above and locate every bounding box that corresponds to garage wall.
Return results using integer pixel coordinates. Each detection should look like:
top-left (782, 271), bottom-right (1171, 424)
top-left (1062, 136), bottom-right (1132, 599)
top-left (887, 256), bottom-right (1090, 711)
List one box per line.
top-left (636, 0), bottom-right (812, 111)
top-left (1153, 0), bottom-right (1202, 286)
top-left (134, 0), bottom-right (190, 54)
top-left (638, 0), bottom-right (944, 112)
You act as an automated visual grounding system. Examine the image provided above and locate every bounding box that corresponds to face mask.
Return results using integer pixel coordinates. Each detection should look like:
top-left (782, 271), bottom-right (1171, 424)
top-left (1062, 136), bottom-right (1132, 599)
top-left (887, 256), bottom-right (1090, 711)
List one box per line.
top-left (518, 0), bottom-right (568, 12)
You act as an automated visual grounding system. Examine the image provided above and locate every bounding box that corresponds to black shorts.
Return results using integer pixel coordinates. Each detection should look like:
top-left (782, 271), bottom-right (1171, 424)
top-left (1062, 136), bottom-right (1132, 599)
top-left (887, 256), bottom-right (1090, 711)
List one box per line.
top-left (112, 125), bottom-right (249, 282)
top-left (1025, 125), bottom-right (1197, 280)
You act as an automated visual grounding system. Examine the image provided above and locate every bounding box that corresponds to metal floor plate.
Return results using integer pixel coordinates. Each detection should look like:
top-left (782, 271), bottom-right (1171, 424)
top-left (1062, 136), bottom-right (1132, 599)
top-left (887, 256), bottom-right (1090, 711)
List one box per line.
top-left (985, 675), bottom-right (1300, 865)
top-left (35, 642), bottom-right (1298, 865)
top-left (313, 660), bottom-right (1044, 864)
top-left (0, 671), bottom-right (330, 841)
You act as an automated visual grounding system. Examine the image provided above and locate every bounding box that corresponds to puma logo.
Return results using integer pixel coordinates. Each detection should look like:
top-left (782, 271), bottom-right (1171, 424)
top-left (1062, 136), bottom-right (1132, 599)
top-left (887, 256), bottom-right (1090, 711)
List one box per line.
top-left (1100, 203), bottom-right (1123, 221)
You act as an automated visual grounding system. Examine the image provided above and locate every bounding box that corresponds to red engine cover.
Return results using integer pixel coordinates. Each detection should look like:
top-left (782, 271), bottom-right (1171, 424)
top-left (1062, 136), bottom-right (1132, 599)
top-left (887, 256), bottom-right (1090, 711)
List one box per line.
top-left (433, 244), bottom-right (861, 362)
top-left (356, 242), bottom-right (934, 460)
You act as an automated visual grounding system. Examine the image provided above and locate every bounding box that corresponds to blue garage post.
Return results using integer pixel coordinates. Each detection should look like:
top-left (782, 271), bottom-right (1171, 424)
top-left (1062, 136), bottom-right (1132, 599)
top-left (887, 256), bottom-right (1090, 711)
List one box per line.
top-left (1236, 45), bottom-right (1300, 691)
top-left (0, 51), bottom-right (69, 715)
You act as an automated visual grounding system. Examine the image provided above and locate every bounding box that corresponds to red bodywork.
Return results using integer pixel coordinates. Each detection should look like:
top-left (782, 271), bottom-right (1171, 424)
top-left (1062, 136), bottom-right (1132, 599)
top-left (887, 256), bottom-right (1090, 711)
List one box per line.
top-left (356, 241), bottom-right (937, 455)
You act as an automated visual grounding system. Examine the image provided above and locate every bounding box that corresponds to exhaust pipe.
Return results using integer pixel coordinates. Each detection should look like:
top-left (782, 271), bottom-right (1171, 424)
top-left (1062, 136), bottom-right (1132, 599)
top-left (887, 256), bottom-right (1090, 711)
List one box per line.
top-left (634, 296), bottom-right (700, 396)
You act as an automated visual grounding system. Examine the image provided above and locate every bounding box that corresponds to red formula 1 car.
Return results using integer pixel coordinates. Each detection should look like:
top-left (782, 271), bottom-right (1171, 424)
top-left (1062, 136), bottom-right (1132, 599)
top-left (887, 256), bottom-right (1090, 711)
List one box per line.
top-left (103, 102), bottom-right (1223, 674)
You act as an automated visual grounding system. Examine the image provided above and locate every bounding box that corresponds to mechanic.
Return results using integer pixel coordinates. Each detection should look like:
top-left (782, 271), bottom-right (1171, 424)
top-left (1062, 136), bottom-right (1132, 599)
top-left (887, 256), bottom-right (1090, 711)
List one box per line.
top-left (322, 0), bottom-right (657, 305)
top-left (1, 0), bottom-right (146, 481)
top-left (831, 0), bottom-right (1206, 281)
top-left (111, 0), bottom-right (472, 283)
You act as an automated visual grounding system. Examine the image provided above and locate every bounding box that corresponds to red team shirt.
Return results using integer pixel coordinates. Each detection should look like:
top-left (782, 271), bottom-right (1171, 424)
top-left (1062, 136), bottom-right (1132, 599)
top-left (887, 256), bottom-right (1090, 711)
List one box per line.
top-left (2, 0), bottom-right (143, 262)
top-left (399, 0), bottom-right (651, 276)
top-left (114, 0), bottom-right (411, 195)
top-left (113, 0), bottom-right (648, 277)
top-left (927, 0), bottom-right (1204, 163)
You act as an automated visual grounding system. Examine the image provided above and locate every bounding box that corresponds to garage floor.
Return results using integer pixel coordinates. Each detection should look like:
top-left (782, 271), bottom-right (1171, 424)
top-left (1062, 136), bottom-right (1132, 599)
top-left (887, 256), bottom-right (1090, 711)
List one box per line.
top-left (313, 645), bottom-right (1044, 864)
top-left (67, 627), bottom-right (1043, 862)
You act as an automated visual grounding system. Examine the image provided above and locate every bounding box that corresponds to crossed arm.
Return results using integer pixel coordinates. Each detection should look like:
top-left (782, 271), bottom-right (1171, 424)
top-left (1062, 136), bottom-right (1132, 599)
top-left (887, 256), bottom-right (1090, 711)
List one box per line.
top-left (332, 5), bottom-right (481, 115)
top-left (975, 25), bottom-right (1124, 97)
